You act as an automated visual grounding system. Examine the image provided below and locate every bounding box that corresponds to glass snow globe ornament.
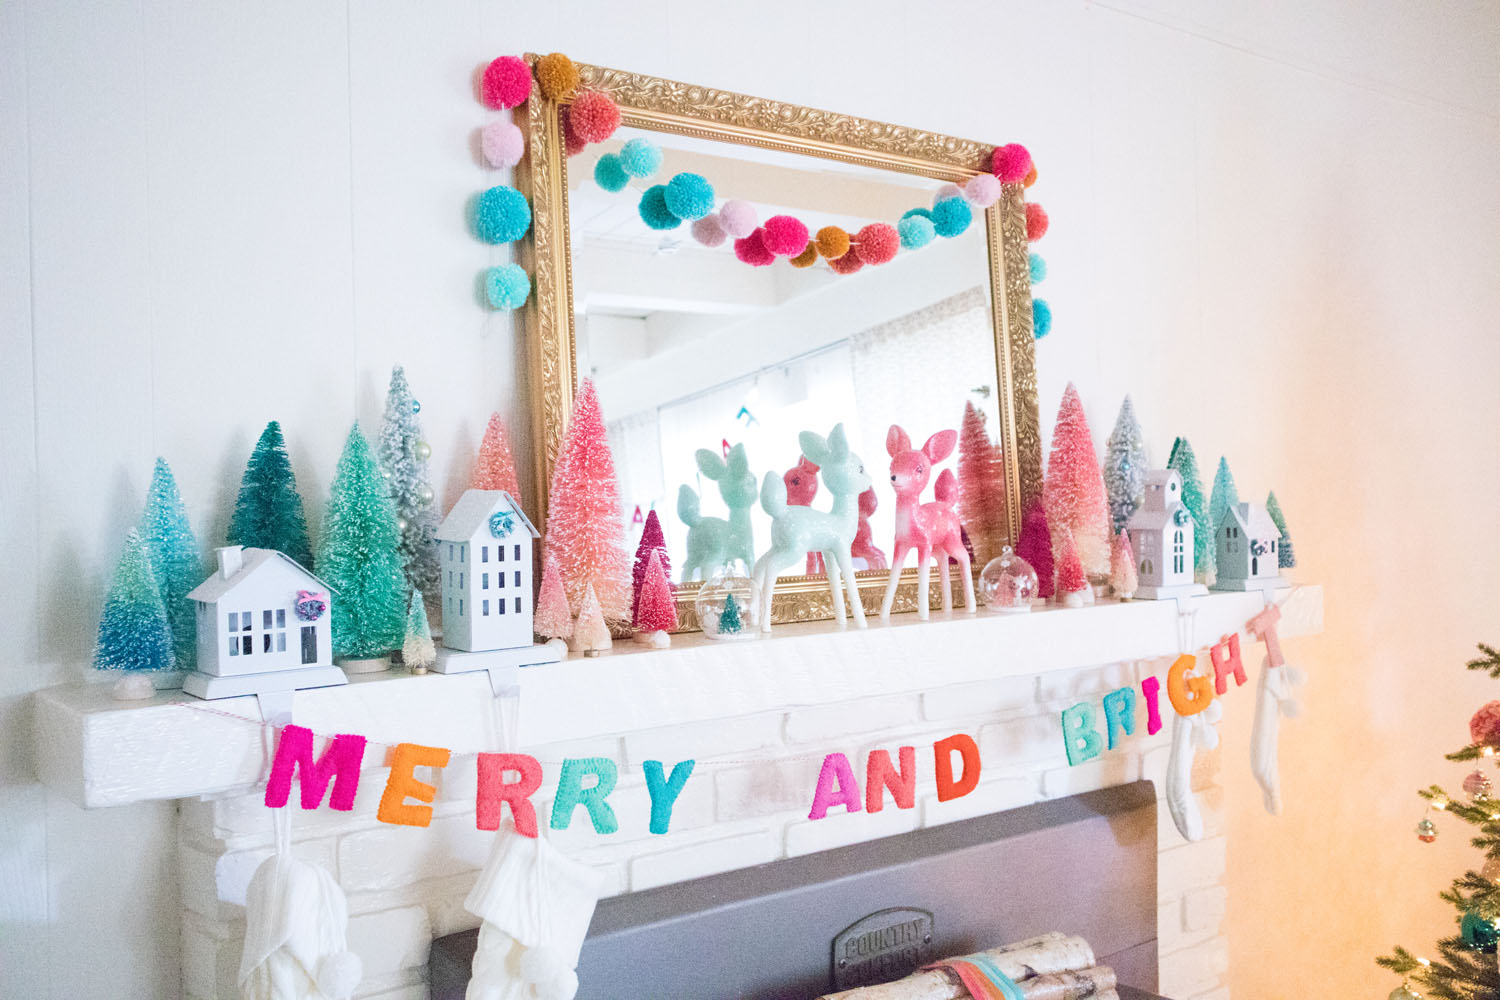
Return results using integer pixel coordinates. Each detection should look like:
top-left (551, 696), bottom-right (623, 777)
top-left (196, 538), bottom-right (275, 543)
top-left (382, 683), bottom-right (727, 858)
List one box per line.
top-left (979, 545), bottom-right (1039, 613)
top-left (694, 563), bottom-right (759, 641)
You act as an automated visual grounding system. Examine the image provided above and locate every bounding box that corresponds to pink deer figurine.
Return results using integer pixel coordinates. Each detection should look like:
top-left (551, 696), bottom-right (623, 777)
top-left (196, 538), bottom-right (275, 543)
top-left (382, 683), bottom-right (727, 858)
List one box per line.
top-left (851, 488), bottom-right (888, 571)
top-left (783, 456), bottom-right (825, 576)
top-left (879, 425), bottom-right (976, 620)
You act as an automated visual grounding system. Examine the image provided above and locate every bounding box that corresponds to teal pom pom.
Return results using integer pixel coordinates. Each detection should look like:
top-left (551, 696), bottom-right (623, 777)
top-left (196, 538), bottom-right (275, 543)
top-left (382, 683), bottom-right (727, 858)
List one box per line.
top-left (485, 264), bottom-right (531, 310)
top-left (1029, 252), bottom-right (1047, 283)
top-left (594, 154), bottom-right (629, 193)
top-left (932, 197), bottom-right (972, 238)
top-left (898, 215), bottom-right (936, 250)
top-left (901, 207), bottom-right (933, 222)
top-left (619, 138), bottom-right (663, 179)
top-left (664, 172), bottom-right (715, 221)
top-left (475, 185), bottom-right (531, 244)
top-left (638, 185), bottom-right (681, 230)
top-left (1033, 298), bottom-right (1052, 339)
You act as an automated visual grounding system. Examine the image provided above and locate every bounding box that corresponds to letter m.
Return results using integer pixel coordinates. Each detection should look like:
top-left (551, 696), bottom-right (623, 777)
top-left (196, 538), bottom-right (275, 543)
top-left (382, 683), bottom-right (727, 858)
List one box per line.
top-left (263, 724), bottom-right (367, 811)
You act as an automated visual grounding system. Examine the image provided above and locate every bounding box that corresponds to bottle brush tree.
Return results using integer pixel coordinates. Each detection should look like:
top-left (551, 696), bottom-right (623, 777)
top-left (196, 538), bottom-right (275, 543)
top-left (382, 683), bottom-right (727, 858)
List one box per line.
top-left (227, 420), bottom-right (314, 567)
top-left (1103, 395), bottom-right (1147, 535)
top-left (402, 590), bottom-right (436, 672)
top-left (957, 400), bottom-right (1008, 567)
top-left (93, 528), bottom-right (177, 673)
top-left (533, 553), bottom-right (573, 642)
top-left (717, 592), bottom-right (743, 636)
top-left (632, 509), bottom-right (671, 626)
top-left (139, 457), bottom-right (204, 669)
top-left (635, 549), bottom-right (678, 640)
top-left (1208, 456), bottom-right (1240, 537)
top-left (1110, 531), bottom-right (1138, 600)
top-left (1266, 491), bottom-right (1297, 569)
top-left (1043, 383), bottom-right (1110, 579)
top-left (572, 582), bottom-right (613, 655)
top-left (1167, 437), bottom-right (1212, 581)
top-left (379, 365), bottom-right (440, 597)
top-left (1056, 530), bottom-right (1088, 604)
top-left (472, 412), bottom-right (522, 498)
top-left (1014, 497), bottom-right (1056, 600)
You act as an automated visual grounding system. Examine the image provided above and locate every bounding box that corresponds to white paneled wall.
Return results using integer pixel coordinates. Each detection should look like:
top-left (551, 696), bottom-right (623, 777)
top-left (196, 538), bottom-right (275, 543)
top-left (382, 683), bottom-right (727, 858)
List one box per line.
top-left (3, 1), bottom-right (1500, 997)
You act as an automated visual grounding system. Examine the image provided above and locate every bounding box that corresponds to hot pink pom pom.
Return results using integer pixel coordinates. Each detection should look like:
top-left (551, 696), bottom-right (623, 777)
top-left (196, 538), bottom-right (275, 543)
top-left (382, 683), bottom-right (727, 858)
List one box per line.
top-left (481, 121), bottom-right (525, 168)
top-left (559, 108), bottom-right (586, 157)
top-left (992, 143), bottom-right (1033, 183)
top-left (761, 215), bottom-right (808, 256)
top-left (1472, 702), bottom-right (1500, 746)
top-left (1026, 202), bottom-right (1049, 241)
top-left (691, 214), bottom-right (727, 248)
top-left (482, 56), bottom-right (532, 110)
top-left (964, 174), bottom-right (1001, 207)
top-left (569, 91), bottom-right (621, 144)
top-left (829, 248), bottom-right (865, 275)
top-left (734, 228), bottom-right (775, 267)
top-left (854, 223), bottom-right (899, 265)
top-left (934, 183), bottom-right (964, 205)
top-left (718, 200), bottom-right (758, 239)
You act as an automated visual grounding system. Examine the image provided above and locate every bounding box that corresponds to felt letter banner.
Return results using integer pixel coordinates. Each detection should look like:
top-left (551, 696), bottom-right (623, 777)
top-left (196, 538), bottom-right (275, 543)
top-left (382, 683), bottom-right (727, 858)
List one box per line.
top-left (934, 734), bottom-right (981, 801)
top-left (865, 747), bottom-right (917, 813)
top-left (551, 757), bottom-right (620, 834)
top-left (809, 752), bottom-right (862, 820)
top-left (377, 742), bottom-right (451, 827)
top-left (475, 752), bottom-right (543, 837)
top-left (264, 725), bottom-right (367, 811)
top-left (643, 759), bottom-right (696, 834)
top-left (1166, 653), bottom-right (1214, 717)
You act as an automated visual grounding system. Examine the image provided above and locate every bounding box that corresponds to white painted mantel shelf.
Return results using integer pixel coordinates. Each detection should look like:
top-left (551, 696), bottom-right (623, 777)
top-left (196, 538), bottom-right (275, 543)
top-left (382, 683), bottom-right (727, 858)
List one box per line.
top-left (35, 585), bottom-right (1322, 809)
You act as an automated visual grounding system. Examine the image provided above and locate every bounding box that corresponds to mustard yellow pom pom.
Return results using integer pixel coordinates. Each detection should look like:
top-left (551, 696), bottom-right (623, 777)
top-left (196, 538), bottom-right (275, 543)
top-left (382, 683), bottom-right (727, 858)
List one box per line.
top-left (789, 242), bottom-right (818, 268)
top-left (815, 226), bottom-right (850, 259)
top-left (535, 53), bottom-right (579, 100)
top-left (1024, 164), bottom-right (1038, 188)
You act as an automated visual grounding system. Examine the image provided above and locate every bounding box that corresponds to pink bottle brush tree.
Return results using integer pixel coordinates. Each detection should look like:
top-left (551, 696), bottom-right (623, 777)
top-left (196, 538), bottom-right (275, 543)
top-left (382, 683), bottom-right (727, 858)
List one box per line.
top-left (471, 412), bottom-right (521, 498)
top-left (631, 509), bottom-right (672, 625)
top-left (1014, 497), bottom-right (1055, 600)
top-left (634, 549), bottom-right (677, 647)
top-left (957, 401), bottom-right (1007, 567)
top-left (1057, 530), bottom-right (1090, 608)
top-left (1044, 383), bottom-right (1110, 580)
top-left (533, 553), bottom-right (573, 645)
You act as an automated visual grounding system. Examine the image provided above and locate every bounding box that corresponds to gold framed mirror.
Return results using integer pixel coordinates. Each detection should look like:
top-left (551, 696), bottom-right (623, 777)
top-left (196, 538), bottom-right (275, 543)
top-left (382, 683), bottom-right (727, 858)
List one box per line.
top-left (516, 57), bottom-right (1042, 631)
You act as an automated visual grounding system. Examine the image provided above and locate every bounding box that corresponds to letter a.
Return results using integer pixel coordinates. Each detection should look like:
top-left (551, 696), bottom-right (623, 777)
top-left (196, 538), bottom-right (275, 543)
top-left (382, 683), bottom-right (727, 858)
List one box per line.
top-left (808, 753), bottom-right (862, 820)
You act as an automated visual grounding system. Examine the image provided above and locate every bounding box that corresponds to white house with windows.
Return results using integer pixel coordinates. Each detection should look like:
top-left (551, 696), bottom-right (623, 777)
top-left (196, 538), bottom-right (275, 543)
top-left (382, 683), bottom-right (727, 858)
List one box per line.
top-left (181, 545), bottom-right (346, 700)
top-left (435, 490), bottom-right (539, 652)
top-left (1126, 470), bottom-right (1208, 600)
top-left (1212, 501), bottom-right (1288, 591)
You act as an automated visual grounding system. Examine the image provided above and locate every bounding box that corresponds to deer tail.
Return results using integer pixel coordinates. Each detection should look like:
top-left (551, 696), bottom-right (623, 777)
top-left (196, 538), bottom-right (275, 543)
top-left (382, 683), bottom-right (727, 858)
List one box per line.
top-left (677, 484), bottom-right (702, 528)
top-left (934, 468), bottom-right (958, 504)
top-left (760, 470), bottom-right (788, 518)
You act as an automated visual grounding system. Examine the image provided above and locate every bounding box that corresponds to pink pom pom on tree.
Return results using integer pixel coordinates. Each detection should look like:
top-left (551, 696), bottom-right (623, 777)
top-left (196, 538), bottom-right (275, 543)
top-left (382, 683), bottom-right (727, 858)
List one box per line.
top-left (568, 91), bottom-right (621, 144)
top-left (634, 549), bottom-right (678, 635)
top-left (964, 174), bottom-right (1001, 207)
top-left (853, 223), bottom-right (899, 265)
top-left (471, 413), bottom-right (521, 497)
top-left (1044, 382), bottom-right (1111, 580)
top-left (481, 56), bottom-right (532, 110)
top-left (1472, 701), bottom-right (1500, 747)
top-left (761, 215), bottom-right (810, 256)
top-left (533, 553), bottom-right (572, 641)
top-left (991, 143), bottom-right (1033, 183)
top-left (718, 200), bottom-right (758, 238)
top-left (1014, 497), bottom-right (1055, 600)
top-left (734, 228), bottom-right (776, 267)
top-left (957, 401), bottom-right (1007, 567)
top-left (1026, 202), bottom-right (1049, 241)
top-left (631, 509), bottom-right (672, 624)
top-left (691, 214), bottom-right (727, 247)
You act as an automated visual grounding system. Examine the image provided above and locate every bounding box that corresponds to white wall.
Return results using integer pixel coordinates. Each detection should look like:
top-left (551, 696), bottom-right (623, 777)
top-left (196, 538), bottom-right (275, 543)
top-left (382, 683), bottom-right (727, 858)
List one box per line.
top-left (3, 1), bottom-right (1499, 996)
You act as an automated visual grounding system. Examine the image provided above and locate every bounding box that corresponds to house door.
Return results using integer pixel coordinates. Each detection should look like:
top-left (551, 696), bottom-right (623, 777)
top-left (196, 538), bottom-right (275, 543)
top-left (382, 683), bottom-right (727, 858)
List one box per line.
top-left (1251, 556), bottom-right (1259, 576)
top-left (301, 626), bottom-right (318, 664)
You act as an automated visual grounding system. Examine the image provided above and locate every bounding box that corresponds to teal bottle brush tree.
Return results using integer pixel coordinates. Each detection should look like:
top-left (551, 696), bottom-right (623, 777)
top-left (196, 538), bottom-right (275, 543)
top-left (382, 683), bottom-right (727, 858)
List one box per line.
top-left (227, 421), bottom-right (314, 568)
top-left (139, 458), bottom-right (204, 671)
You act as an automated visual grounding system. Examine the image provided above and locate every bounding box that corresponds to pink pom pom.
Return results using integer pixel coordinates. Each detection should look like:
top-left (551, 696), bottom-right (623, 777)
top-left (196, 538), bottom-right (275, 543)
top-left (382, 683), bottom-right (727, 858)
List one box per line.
top-left (992, 143), bottom-right (1033, 183)
top-left (718, 200), bottom-right (758, 239)
top-left (964, 174), bottom-right (1001, 207)
top-left (691, 214), bottom-right (727, 248)
top-left (569, 91), bottom-right (621, 144)
top-left (734, 228), bottom-right (775, 267)
top-left (559, 108), bottom-right (586, 157)
top-left (761, 215), bottom-right (809, 256)
top-left (853, 223), bottom-right (899, 265)
top-left (1026, 202), bottom-right (1049, 241)
top-left (829, 248), bottom-right (865, 275)
top-left (934, 183), bottom-right (963, 205)
top-left (482, 56), bottom-right (532, 110)
top-left (481, 121), bottom-right (525, 168)
top-left (1472, 702), bottom-right (1500, 747)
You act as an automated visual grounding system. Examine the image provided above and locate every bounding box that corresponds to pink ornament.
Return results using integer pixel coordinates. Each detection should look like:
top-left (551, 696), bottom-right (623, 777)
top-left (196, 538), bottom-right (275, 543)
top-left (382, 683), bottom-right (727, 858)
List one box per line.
top-left (691, 214), bottom-right (727, 247)
top-left (568, 91), bottom-right (621, 144)
top-left (1472, 701), bottom-right (1500, 747)
top-left (481, 121), bottom-right (525, 168)
top-left (481, 56), bottom-right (532, 110)
top-left (992, 143), bottom-right (1033, 183)
top-left (734, 228), bottom-right (775, 267)
top-left (718, 200), bottom-right (757, 238)
top-left (853, 223), bottom-right (899, 265)
top-left (761, 215), bottom-right (809, 256)
top-left (1026, 202), bottom-right (1049, 241)
top-left (878, 425), bottom-right (975, 620)
top-left (964, 174), bottom-right (1001, 207)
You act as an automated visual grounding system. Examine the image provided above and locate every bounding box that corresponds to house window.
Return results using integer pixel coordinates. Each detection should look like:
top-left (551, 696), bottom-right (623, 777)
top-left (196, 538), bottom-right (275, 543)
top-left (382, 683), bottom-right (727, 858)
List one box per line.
top-left (448, 569), bottom-right (453, 588)
top-left (498, 599), bottom-right (507, 614)
top-left (228, 612), bottom-right (238, 631)
top-left (514, 544), bottom-right (521, 561)
top-left (459, 572), bottom-right (464, 589)
top-left (263, 610), bottom-right (273, 630)
top-left (1271, 539), bottom-right (1277, 552)
top-left (228, 636), bottom-right (239, 656)
top-left (241, 612), bottom-right (252, 631)
top-left (459, 598), bottom-right (464, 616)
top-left (482, 573), bottom-right (489, 590)
top-left (1172, 529), bottom-right (1184, 575)
top-left (482, 546), bottom-right (489, 563)
top-left (498, 572), bottom-right (506, 590)
top-left (460, 546), bottom-right (465, 563)
top-left (498, 546), bottom-right (506, 563)
top-left (482, 600), bottom-right (489, 616)
top-left (449, 544), bottom-right (454, 561)
top-left (276, 632), bottom-right (286, 652)
top-left (242, 635), bottom-right (253, 655)
top-left (514, 571), bottom-right (521, 588)
top-left (276, 609), bottom-right (285, 628)
top-left (514, 597), bottom-right (521, 614)
top-left (1142, 558), bottom-right (1154, 576)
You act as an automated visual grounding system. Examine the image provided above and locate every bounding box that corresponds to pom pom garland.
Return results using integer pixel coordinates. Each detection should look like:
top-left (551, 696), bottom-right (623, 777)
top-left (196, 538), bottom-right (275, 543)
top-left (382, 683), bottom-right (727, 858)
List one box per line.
top-left (535, 52), bottom-right (579, 100)
top-left (718, 200), bottom-right (758, 238)
top-left (901, 207), bottom-right (933, 222)
top-left (1029, 252), bottom-right (1047, 283)
top-left (898, 214), bottom-right (936, 250)
top-left (815, 226), bottom-right (851, 259)
top-left (664, 172), bottom-right (715, 220)
top-left (559, 108), bottom-right (587, 157)
top-left (1032, 298), bottom-right (1052, 338)
top-left (484, 264), bottom-right (531, 310)
top-left (829, 248), bottom-right (865, 275)
top-left (481, 121), bottom-right (525, 168)
top-left (1024, 164), bottom-right (1038, 187)
top-left (475, 185), bottom-right (532, 243)
top-left (992, 143), bottom-right (1033, 183)
top-left (932, 197), bottom-right (972, 238)
top-left (853, 223), bottom-right (899, 265)
top-left (933, 183), bottom-right (964, 205)
top-left (964, 173), bottom-right (1002, 207)
top-left (1026, 202), bottom-right (1049, 241)
top-left (638, 185), bottom-right (682, 230)
top-left (593, 153), bottom-right (629, 192)
top-left (733, 228), bottom-right (775, 266)
top-left (761, 215), bottom-right (809, 256)
top-left (481, 56), bottom-right (532, 110)
top-left (690, 214), bottom-right (727, 247)
top-left (618, 137), bottom-right (662, 178)
top-left (789, 242), bottom-right (818, 268)
top-left (568, 91), bottom-right (621, 144)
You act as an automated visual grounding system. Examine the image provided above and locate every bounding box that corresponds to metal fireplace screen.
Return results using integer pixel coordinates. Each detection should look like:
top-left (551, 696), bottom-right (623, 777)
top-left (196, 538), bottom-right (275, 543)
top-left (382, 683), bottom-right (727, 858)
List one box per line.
top-left (431, 780), bottom-right (1170, 999)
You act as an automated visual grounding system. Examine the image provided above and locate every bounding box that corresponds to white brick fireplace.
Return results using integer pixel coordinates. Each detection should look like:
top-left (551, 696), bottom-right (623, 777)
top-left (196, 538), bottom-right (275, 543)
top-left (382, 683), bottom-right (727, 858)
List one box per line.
top-left (35, 587), bottom-right (1320, 1000)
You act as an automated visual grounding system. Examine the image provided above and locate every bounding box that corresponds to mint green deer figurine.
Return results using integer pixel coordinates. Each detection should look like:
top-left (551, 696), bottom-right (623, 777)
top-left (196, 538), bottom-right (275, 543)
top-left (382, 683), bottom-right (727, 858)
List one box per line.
top-left (677, 443), bottom-right (757, 583)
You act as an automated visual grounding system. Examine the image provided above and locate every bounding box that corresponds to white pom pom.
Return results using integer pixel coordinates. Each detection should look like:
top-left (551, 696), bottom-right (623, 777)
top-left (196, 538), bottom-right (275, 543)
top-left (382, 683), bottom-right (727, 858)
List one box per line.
top-left (520, 945), bottom-right (570, 987)
top-left (1284, 666), bottom-right (1308, 685)
top-left (315, 951), bottom-right (363, 998)
top-left (534, 965), bottom-right (579, 1000)
top-left (112, 673), bottom-right (157, 701)
top-left (1281, 699), bottom-right (1303, 719)
top-left (1197, 725), bottom-right (1221, 751)
top-left (545, 637), bottom-right (569, 655)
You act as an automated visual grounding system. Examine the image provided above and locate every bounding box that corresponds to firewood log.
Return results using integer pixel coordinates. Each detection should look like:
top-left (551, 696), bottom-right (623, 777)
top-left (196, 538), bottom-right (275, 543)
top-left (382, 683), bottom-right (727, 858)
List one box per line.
top-left (817, 933), bottom-right (1099, 1000)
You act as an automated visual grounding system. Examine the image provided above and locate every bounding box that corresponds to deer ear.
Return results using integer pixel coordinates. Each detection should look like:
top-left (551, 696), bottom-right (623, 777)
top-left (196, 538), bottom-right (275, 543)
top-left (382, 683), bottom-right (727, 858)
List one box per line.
top-left (886, 425), bottom-right (911, 458)
top-left (827, 424), bottom-right (849, 460)
top-left (726, 443), bottom-right (750, 471)
top-left (923, 430), bottom-right (957, 463)
top-left (695, 448), bottom-right (727, 480)
top-left (798, 455), bottom-right (820, 474)
top-left (798, 431), bottom-right (830, 466)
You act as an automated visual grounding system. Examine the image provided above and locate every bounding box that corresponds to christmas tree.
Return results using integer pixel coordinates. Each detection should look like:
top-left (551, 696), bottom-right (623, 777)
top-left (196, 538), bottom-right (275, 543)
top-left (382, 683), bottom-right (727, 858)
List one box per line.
top-left (1014, 498), bottom-right (1055, 600)
top-left (1043, 384), bottom-right (1111, 578)
top-left (1208, 457), bottom-right (1240, 536)
top-left (1167, 437), bottom-right (1212, 581)
top-left (1103, 396), bottom-right (1147, 535)
top-left (1266, 491), bottom-right (1297, 569)
top-left (635, 549), bottom-right (678, 635)
top-left (572, 582), bottom-right (613, 655)
top-left (472, 412), bottom-right (521, 498)
top-left (544, 378), bottom-right (631, 626)
top-left (632, 509), bottom-right (671, 626)
top-left (379, 366), bottom-right (440, 597)
top-left (227, 421), bottom-right (314, 567)
top-left (317, 426), bottom-right (408, 661)
top-left (402, 590), bottom-right (436, 672)
top-left (957, 401), bottom-right (1007, 567)
top-left (1056, 530), bottom-right (1088, 600)
top-left (533, 553), bottom-right (573, 641)
top-left (139, 458), bottom-right (204, 669)
top-left (1110, 531), bottom-right (1138, 599)
top-left (717, 593), bottom-right (743, 635)
top-left (93, 529), bottom-right (176, 673)
top-left (1378, 644), bottom-right (1500, 997)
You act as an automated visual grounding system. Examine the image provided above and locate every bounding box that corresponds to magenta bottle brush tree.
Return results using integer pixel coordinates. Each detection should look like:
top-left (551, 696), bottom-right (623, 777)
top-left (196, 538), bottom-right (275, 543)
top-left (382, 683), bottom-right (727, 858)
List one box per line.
top-left (139, 458), bottom-right (204, 669)
top-left (1014, 497), bottom-right (1056, 600)
top-left (379, 366), bottom-right (440, 597)
top-left (227, 420), bottom-right (314, 568)
top-left (632, 509), bottom-right (671, 626)
top-left (93, 528), bottom-right (176, 673)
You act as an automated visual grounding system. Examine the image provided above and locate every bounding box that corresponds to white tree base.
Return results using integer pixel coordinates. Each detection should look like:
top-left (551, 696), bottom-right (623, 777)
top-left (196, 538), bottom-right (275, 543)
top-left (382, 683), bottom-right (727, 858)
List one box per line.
top-left (182, 666), bottom-right (349, 700)
top-left (337, 656), bottom-right (391, 674)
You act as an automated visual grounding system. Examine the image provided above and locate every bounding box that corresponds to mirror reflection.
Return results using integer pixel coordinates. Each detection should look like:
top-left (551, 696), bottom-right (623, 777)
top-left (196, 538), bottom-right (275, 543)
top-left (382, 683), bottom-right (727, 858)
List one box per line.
top-left (568, 124), bottom-right (1002, 584)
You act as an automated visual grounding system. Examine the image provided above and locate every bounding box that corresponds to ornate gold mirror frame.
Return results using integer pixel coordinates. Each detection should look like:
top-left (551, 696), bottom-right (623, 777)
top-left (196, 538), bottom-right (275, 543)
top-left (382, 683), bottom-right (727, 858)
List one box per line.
top-left (515, 57), bottom-right (1042, 630)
